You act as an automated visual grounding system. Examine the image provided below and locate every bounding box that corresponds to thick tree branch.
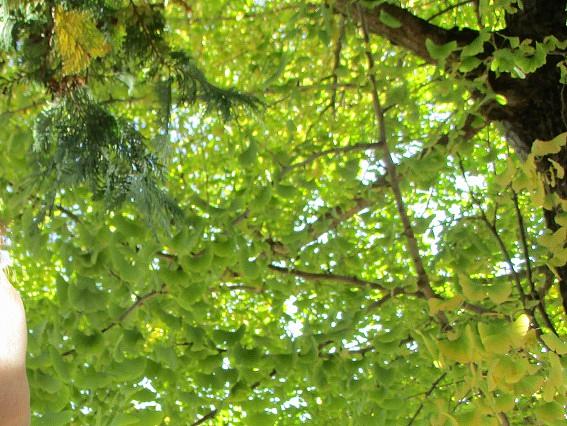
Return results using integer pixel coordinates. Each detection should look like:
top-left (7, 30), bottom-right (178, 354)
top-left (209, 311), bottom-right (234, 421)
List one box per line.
top-left (334, 0), bottom-right (477, 64)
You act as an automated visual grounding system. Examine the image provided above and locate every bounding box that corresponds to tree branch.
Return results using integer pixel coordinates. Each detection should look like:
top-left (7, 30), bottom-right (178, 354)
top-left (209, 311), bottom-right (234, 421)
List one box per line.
top-left (269, 264), bottom-right (390, 291)
top-left (330, 15), bottom-right (346, 114)
top-left (101, 285), bottom-right (167, 333)
top-left (407, 372), bottom-right (447, 425)
top-left (286, 142), bottom-right (384, 172)
top-left (359, 8), bottom-right (446, 324)
top-left (426, 0), bottom-right (476, 23)
top-left (301, 116), bottom-right (481, 245)
top-left (62, 285), bottom-right (167, 357)
top-left (512, 191), bottom-right (558, 335)
top-left (334, 0), bottom-right (477, 64)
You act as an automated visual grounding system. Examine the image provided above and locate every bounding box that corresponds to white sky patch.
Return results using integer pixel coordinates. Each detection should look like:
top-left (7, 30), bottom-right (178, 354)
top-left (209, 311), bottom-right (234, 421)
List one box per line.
top-left (282, 395), bottom-right (307, 410)
top-left (0, 250), bottom-right (12, 268)
top-left (132, 378), bottom-right (161, 410)
top-left (283, 296), bottom-right (304, 339)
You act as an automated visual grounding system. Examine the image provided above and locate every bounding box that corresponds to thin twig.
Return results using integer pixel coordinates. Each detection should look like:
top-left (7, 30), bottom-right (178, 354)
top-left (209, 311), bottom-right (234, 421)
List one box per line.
top-left (358, 7), bottom-right (447, 327)
top-left (62, 286), bottom-right (166, 356)
top-left (366, 287), bottom-right (406, 311)
top-left (407, 373), bottom-right (447, 425)
top-left (330, 15), bottom-right (346, 114)
top-left (498, 412), bottom-right (511, 426)
top-left (269, 264), bottom-right (389, 291)
top-left (456, 157), bottom-right (549, 342)
top-left (101, 285), bottom-right (167, 333)
top-left (512, 190), bottom-right (558, 335)
top-left (426, 0), bottom-right (475, 22)
top-left (191, 409), bottom-right (218, 426)
top-left (286, 142), bottom-right (383, 172)
top-left (55, 205), bottom-right (82, 223)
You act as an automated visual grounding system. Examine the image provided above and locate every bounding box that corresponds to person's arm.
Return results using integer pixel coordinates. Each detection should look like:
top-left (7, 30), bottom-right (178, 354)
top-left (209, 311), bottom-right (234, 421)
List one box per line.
top-left (0, 269), bottom-right (30, 426)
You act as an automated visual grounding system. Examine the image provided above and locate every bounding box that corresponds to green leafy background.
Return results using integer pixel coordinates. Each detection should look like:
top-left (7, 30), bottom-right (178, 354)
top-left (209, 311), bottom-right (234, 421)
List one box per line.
top-left (0, 0), bottom-right (565, 425)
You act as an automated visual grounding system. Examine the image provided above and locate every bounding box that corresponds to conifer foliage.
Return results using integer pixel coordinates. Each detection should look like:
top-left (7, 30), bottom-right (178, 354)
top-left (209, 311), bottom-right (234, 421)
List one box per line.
top-left (1, 0), bottom-right (257, 221)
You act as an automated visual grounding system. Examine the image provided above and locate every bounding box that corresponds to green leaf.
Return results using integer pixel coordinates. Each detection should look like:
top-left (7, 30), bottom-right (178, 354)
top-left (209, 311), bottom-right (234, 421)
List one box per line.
top-left (461, 32), bottom-right (490, 57)
top-left (439, 325), bottom-right (483, 363)
top-left (246, 412), bottom-right (275, 426)
top-left (535, 402), bottom-right (564, 423)
top-left (425, 39), bottom-right (457, 61)
top-left (75, 369), bottom-right (113, 389)
top-left (136, 410), bottom-right (164, 426)
top-left (486, 281), bottom-right (511, 304)
top-left (109, 414), bottom-right (140, 426)
top-left (478, 320), bottom-right (512, 354)
top-left (541, 333), bottom-right (567, 354)
top-left (239, 140), bottom-right (258, 166)
top-left (33, 411), bottom-right (74, 426)
top-left (459, 274), bottom-right (485, 302)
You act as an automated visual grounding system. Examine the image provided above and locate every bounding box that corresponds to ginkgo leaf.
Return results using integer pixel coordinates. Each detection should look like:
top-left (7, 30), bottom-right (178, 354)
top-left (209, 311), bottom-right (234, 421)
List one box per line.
top-left (425, 38), bottom-right (457, 61)
top-left (54, 6), bottom-right (110, 75)
top-left (486, 281), bottom-right (512, 304)
top-left (535, 402), bottom-right (565, 423)
top-left (478, 320), bottom-right (512, 354)
top-left (491, 356), bottom-right (528, 384)
top-left (459, 274), bottom-right (485, 302)
top-left (531, 132), bottom-right (567, 156)
top-left (541, 333), bottom-right (567, 355)
top-left (509, 314), bottom-right (530, 347)
top-left (439, 325), bottom-right (483, 363)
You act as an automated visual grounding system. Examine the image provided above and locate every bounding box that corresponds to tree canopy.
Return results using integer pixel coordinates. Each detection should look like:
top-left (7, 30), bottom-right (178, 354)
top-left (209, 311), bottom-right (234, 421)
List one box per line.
top-left (0, 0), bottom-right (566, 424)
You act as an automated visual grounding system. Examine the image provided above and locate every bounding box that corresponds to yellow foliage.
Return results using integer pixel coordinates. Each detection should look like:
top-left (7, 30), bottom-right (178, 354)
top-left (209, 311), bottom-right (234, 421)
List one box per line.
top-left (54, 6), bottom-right (110, 75)
top-left (531, 132), bottom-right (567, 157)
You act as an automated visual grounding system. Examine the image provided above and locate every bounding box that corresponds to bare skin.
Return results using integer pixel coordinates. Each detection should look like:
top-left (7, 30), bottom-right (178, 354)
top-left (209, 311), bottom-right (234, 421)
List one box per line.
top-left (0, 268), bottom-right (30, 425)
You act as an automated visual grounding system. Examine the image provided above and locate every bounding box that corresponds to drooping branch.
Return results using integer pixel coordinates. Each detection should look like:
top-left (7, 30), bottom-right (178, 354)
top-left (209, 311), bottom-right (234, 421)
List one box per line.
top-left (329, 15), bottom-right (347, 114)
top-left (511, 191), bottom-right (558, 335)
